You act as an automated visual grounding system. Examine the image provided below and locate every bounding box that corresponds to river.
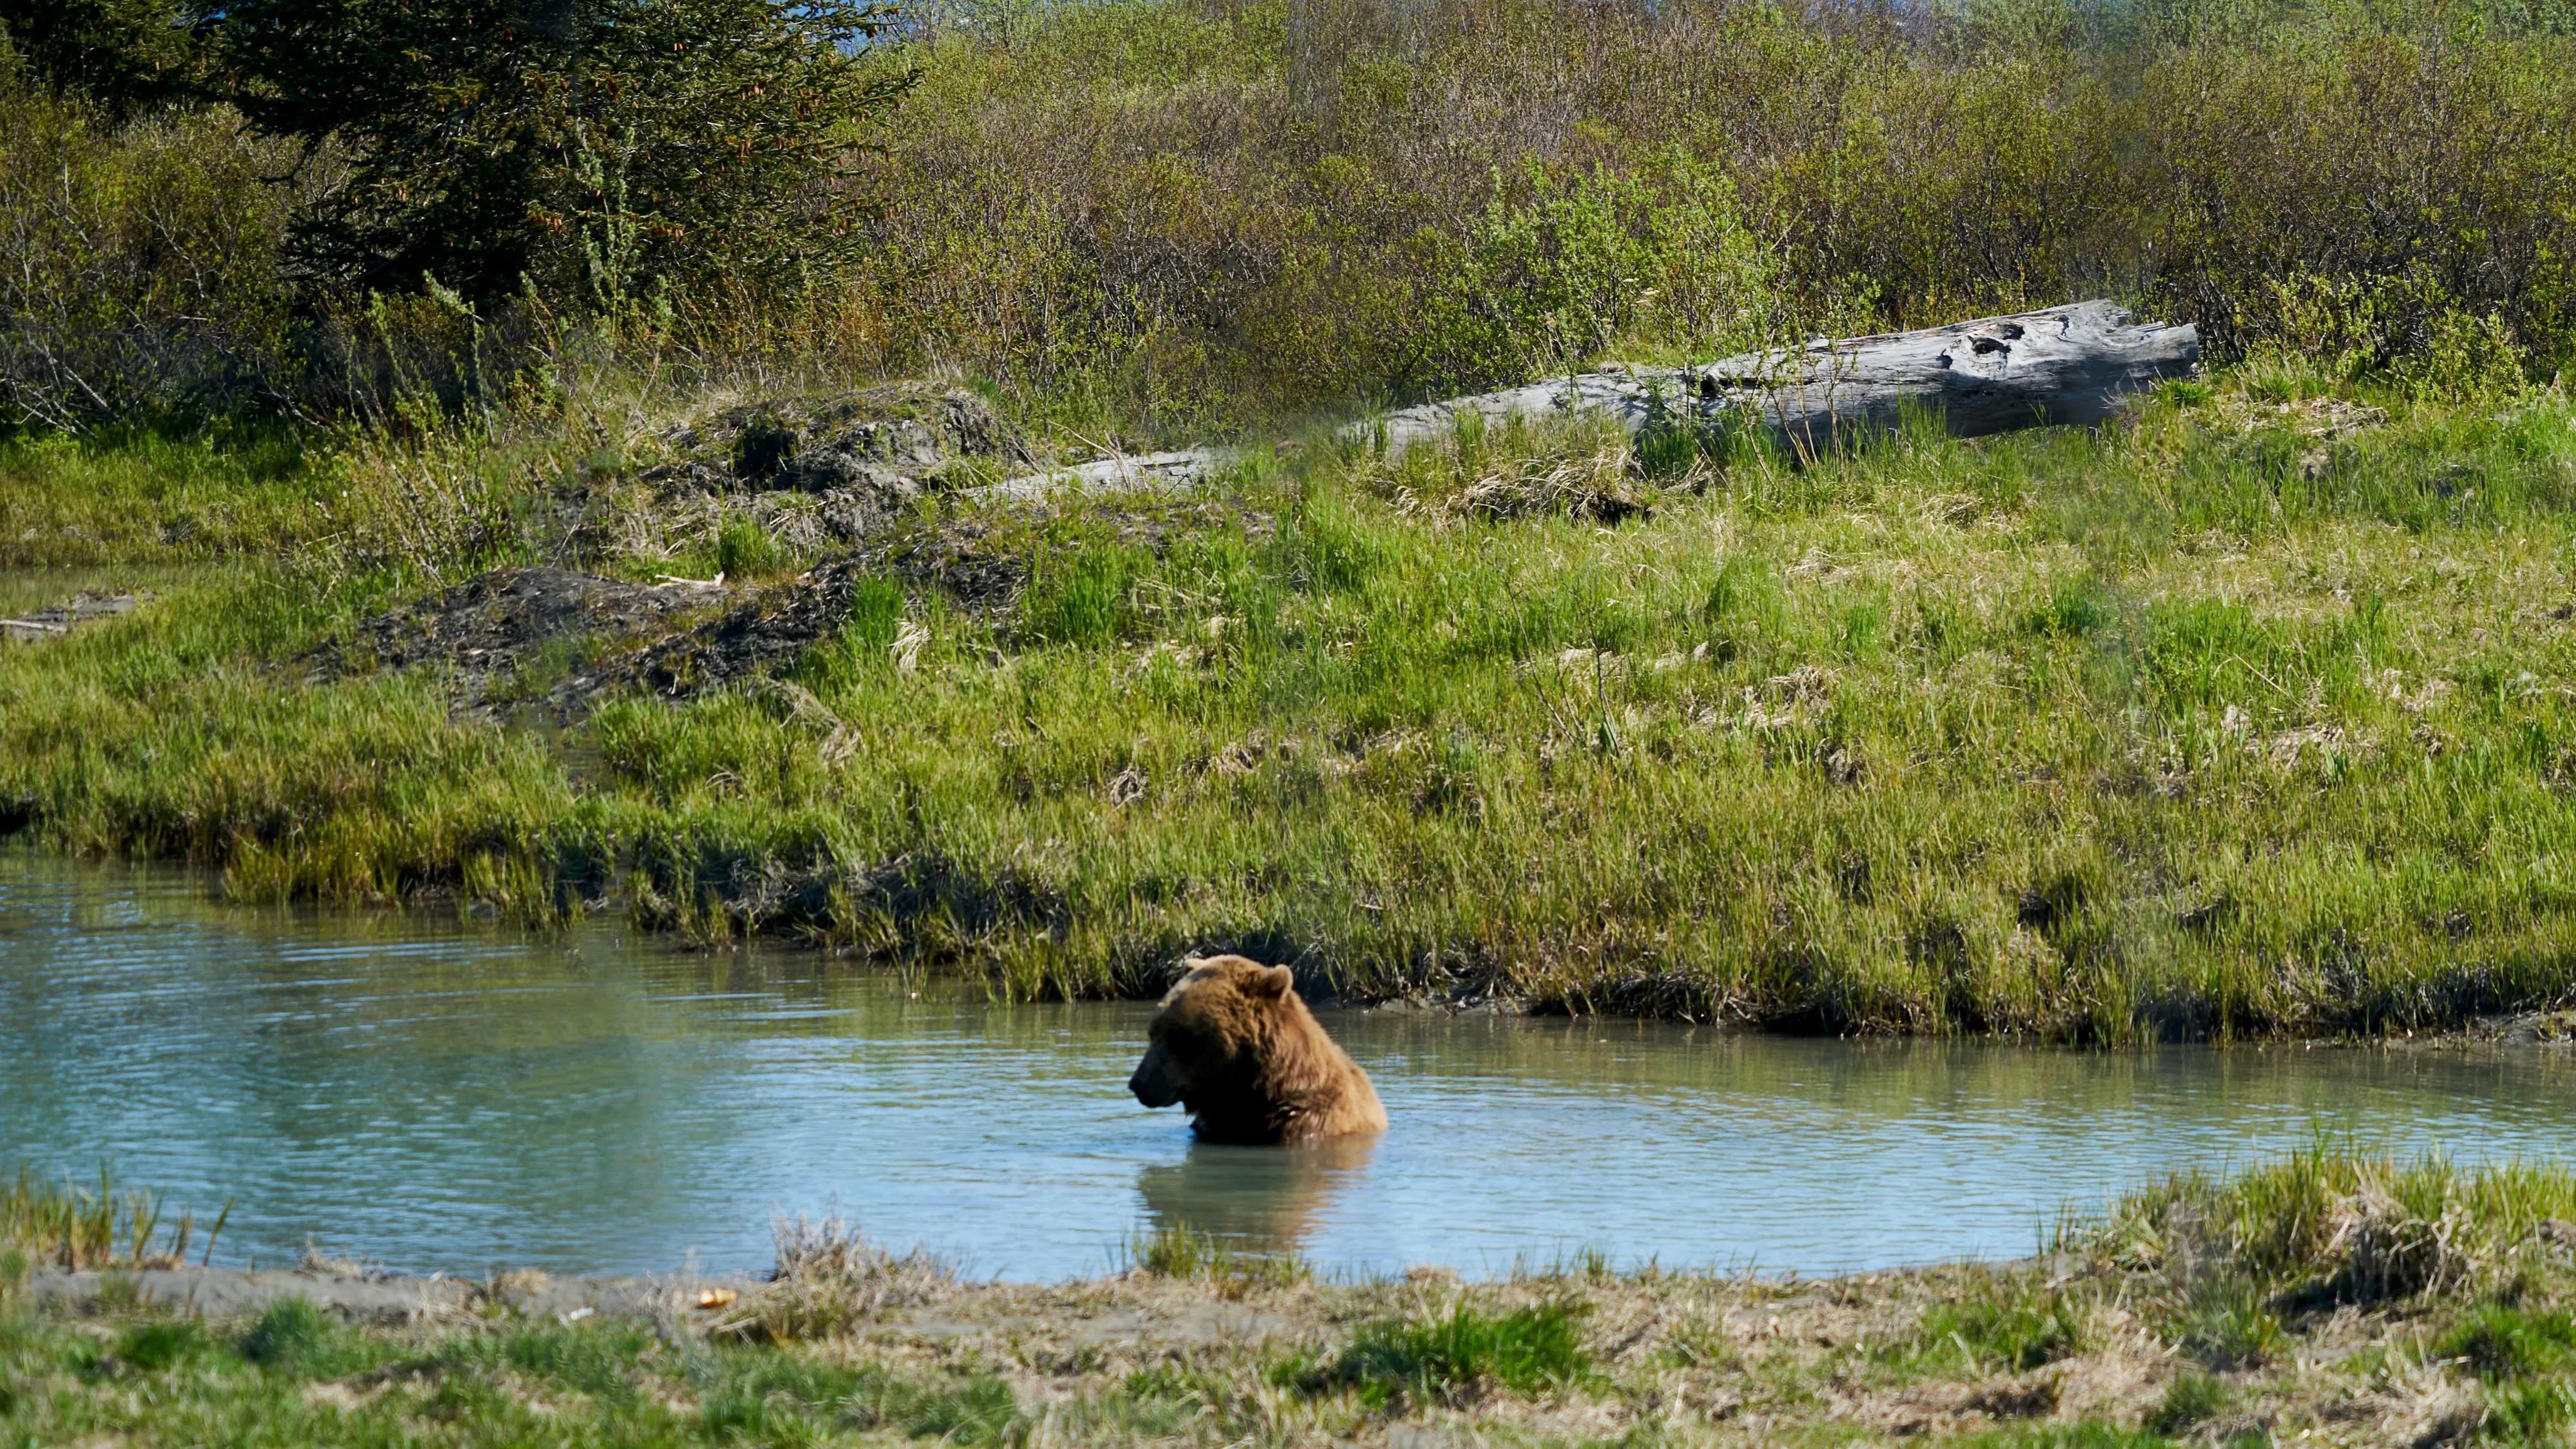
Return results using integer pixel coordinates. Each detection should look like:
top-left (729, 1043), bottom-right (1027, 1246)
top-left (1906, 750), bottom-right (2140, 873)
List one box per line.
top-left (5, 854), bottom-right (2572, 1280)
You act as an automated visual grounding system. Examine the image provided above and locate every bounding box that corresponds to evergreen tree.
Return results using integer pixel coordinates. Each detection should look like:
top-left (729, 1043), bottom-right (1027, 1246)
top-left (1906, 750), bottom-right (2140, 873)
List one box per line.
top-left (209, 0), bottom-right (909, 304)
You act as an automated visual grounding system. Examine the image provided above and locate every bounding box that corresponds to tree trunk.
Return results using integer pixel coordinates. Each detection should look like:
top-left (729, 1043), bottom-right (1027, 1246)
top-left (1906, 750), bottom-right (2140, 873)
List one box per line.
top-left (1368, 299), bottom-right (2201, 461)
top-left (985, 301), bottom-right (2200, 499)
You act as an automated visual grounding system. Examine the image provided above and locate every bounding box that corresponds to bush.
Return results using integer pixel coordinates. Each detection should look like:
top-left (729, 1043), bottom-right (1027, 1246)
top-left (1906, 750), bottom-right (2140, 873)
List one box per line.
top-left (829, 0), bottom-right (2576, 432)
top-left (0, 76), bottom-right (300, 430)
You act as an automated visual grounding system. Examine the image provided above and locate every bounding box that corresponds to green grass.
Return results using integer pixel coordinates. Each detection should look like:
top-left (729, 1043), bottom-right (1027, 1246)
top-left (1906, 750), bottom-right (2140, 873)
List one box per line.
top-left (1891, 1276), bottom-right (2092, 1373)
top-left (8, 372), bottom-right (2576, 1038)
top-left (1319, 1299), bottom-right (1592, 1405)
top-left (1, 1167), bottom-right (227, 1271)
top-left (0, 1307), bottom-right (1024, 1449)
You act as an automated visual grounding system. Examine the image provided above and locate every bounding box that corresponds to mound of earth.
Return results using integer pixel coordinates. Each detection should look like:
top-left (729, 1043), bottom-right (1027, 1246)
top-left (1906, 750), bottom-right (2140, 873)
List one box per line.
top-left (577, 501), bottom-right (1276, 702)
top-left (320, 567), bottom-right (727, 695)
top-left (638, 383), bottom-right (1037, 545)
top-left (581, 529), bottom-right (1029, 702)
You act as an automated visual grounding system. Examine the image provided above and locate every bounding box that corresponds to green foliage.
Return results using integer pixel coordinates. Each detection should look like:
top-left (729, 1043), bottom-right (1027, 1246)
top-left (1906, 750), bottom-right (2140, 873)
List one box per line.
top-left (114, 1319), bottom-right (214, 1373)
top-left (1323, 1299), bottom-right (1592, 1405)
top-left (0, 1166), bottom-right (215, 1271)
top-left (11, 0), bottom-right (2576, 435)
top-left (2160, 1274), bottom-right (2287, 1368)
top-left (0, 79), bottom-right (300, 430)
top-left (703, 1353), bottom-right (1019, 1445)
top-left (2145, 1370), bottom-right (2231, 1434)
top-left (715, 516), bottom-right (789, 581)
top-left (212, 0), bottom-right (911, 305)
top-left (0, 0), bottom-right (205, 118)
top-left (2485, 1379), bottom-right (2576, 1448)
top-left (1413, 155), bottom-right (1784, 392)
top-left (1127, 1224), bottom-right (1309, 1287)
top-left (829, 0), bottom-right (2576, 434)
top-left (1020, 543), bottom-right (1140, 647)
top-left (18, 381), bottom-right (2576, 1032)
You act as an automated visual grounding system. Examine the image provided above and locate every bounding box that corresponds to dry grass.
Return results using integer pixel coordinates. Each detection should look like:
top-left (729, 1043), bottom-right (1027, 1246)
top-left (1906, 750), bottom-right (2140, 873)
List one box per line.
top-left (713, 1215), bottom-right (955, 1343)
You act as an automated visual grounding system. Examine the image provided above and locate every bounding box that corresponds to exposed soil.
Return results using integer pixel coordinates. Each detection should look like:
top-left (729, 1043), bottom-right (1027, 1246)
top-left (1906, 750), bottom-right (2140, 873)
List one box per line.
top-left (312, 567), bottom-right (729, 705)
top-left (600, 556), bottom-right (896, 700)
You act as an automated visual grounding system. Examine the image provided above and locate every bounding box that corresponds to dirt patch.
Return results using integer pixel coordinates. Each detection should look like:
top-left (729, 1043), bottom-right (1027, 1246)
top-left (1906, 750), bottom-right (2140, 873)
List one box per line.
top-left (599, 556), bottom-right (891, 700)
top-left (314, 566), bottom-right (727, 703)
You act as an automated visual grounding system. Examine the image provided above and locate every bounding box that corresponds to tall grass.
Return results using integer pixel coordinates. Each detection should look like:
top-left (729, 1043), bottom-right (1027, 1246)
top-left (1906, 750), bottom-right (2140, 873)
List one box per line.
top-left (0, 1167), bottom-right (225, 1271)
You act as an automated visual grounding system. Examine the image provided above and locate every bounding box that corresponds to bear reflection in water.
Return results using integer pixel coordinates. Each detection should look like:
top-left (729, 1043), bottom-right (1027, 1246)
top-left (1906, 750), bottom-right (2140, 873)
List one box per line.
top-left (1135, 1132), bottom-right (1379, 1256)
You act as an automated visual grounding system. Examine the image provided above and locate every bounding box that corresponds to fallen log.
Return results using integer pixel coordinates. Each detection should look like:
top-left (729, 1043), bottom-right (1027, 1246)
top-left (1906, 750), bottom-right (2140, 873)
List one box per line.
top-left (982, 300), bottom-right (2198, 498)
top-left (1369, 299), bottom-right (2199, 461)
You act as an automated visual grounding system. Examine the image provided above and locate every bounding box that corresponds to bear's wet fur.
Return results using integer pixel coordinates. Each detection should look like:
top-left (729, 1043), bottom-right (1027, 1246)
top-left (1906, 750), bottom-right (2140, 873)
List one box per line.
top-left (1127, 955), bottom-right (1388, 1145)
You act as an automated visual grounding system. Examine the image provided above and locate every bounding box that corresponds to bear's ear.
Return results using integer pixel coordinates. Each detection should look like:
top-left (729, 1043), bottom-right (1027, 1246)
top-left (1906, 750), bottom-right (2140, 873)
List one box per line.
top-left (1250, 965), bottom-right (1294, 998)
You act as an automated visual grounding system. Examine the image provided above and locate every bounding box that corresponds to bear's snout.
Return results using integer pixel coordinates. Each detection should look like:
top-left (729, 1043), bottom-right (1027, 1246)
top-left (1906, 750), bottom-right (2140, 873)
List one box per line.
top-left (1129, 1047), bottom-right (1183, 1108)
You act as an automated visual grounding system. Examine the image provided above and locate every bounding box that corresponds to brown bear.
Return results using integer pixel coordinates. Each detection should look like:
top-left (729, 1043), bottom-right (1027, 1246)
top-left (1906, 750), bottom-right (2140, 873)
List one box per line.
top-left (1127, 955), bottom-right (1388, 1145)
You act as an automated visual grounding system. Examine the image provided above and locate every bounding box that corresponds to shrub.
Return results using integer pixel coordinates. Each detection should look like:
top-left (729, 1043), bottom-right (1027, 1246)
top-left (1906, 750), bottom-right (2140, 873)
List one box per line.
top-left (0, 78), bottom-right (299, 430)
top-left (212, 0), bottom-right (911, 307)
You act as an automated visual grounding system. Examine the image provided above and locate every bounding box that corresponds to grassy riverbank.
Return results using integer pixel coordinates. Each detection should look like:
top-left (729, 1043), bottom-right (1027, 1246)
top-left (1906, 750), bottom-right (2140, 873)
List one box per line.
top-left (9, 1149), bottom-right (2576, 1445)
top-left (8, 366), bottom-right (2576, 1038)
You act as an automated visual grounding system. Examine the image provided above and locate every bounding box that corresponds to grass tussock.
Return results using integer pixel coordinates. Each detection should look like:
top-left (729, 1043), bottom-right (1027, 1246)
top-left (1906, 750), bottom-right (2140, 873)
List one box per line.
top-left (0, 1167), bottom-right (227, 1273)
top-left (714, 1216), bottom-right (954, 1343)
top-left (1127, 1223), bottom-right (1310, 1291)
top-left (1315, 1297), bottom-right (1594, 1406)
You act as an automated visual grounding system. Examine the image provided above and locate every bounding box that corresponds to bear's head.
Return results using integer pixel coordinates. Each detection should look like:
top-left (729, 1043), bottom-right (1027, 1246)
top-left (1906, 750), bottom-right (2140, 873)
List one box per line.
top-left (1127, 954), bottom-right (1296, 1112)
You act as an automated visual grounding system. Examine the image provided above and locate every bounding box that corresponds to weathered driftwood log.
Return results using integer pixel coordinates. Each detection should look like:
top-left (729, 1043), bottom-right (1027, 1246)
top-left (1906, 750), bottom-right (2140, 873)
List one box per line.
top-left (982, 300), bottom-right (2198, 497)
top-left (1366, 299), bottom-right (2200, 461)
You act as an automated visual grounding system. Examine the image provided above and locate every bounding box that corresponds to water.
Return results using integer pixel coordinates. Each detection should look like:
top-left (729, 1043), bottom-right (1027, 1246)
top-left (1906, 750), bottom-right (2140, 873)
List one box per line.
top-left (8, 854), bottom-right (2576, 1281)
